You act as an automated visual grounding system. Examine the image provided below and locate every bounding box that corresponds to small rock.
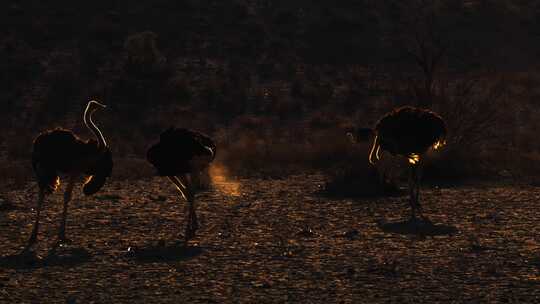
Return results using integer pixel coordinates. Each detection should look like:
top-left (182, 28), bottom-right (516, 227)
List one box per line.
top-left (342, 229), bottom-right (359, 240)
top-left (151, 195), bottom-right (167, 202)
top-left (296, 226), bottom-right (317, 238)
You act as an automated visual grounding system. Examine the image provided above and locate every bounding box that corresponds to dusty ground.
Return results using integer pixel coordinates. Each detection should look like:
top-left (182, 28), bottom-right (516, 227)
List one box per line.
top-left (1, 171), bottom-right (540, 303)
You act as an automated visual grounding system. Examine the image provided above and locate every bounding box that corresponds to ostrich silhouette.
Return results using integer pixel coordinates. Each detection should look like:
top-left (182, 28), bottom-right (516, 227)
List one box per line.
top-left (147, 127), bottom-right (216, 243)
top-left (25, 100), bottom-right (112, 252)
top-left (350, 106), bottom-right (446, 220)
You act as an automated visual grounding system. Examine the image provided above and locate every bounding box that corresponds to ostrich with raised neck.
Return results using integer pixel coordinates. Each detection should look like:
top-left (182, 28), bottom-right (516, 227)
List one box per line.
top-left (24, 100), bottom-right (113, 252)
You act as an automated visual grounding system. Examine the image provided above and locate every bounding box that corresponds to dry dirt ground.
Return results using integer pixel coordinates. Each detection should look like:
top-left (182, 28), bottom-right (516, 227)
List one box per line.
top-left (1, 171), bottom-right (540, 303)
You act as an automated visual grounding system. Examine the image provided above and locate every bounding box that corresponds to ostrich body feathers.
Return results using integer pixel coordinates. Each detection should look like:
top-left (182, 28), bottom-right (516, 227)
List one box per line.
top-left (147, 127), bottom-right (216, 176)
top-left (375, 106), bottom-right (446, 157)
top-left (32, 128), bottom-right (113, 194)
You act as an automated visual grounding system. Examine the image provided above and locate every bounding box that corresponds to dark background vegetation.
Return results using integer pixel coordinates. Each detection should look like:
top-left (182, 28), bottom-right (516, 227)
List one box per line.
top-left (2, 0), bottom-right (540, 188)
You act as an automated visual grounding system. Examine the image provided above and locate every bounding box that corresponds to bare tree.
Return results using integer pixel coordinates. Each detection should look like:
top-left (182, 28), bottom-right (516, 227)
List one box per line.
top-left (385, 0), bottom-right (451, 107)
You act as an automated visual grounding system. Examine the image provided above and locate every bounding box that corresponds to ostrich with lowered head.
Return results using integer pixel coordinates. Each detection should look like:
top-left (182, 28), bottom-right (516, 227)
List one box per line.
top-left (25, 100), bottom-right (112, 252)
top-left (147, 127), bottom-right (216, 243)
top-left (349, 106), bottom-right (446, 221)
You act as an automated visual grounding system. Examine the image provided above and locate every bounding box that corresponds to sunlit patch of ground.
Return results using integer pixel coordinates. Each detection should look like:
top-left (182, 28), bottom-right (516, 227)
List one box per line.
top-left (1, 176), bottom-right (540, 303)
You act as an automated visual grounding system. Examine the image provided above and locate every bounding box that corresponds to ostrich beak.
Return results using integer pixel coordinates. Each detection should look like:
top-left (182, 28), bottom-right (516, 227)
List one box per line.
top-left (346, 132), bottom-right (356, 144)
top-left (88, 100), bottom-right (107, 110)
top-left (206, 146), bottom-right (215, 159)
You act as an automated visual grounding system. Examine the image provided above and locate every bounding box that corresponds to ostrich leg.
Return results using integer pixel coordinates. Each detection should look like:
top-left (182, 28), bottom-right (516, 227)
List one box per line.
top-left (168, 176), bottom-right (189, 201)
top-left (413, 164), bottom-right (421, 218)
top-left (408, 164), bottom-right (422, 220)
top-left (169, 175), bottom-right (197, 242)
top-left (177, 174), bottom-right (198, 242)
top-left (57, 175), bottom-right (76, 244)
top-left (408, 165), bottom-right (417, 220)
top-left (23, 188), bottom-right (45, 252)
top-left (409, 164), bottom-right (426, 221)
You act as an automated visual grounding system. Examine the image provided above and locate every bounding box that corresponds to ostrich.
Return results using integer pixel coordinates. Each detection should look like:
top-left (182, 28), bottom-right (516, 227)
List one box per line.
top-left (25, 100), bottom-right (112, 252)
top-left (349, 106), bottom-right (446, 220)
top-left (146, 127), bottom-right (216, 243)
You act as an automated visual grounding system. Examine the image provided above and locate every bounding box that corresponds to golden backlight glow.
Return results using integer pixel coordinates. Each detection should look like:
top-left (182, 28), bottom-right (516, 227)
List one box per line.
top-left (209, 163), bottom-right (241, 197)
top-left (432, 139), bottom-right (446, 150)
top-left (53, 176), bottom-right (61, 191)
top-left (408, 153), bottom-right (420, 165)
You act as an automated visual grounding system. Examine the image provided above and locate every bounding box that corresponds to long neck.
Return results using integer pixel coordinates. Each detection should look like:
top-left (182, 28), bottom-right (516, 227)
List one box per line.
top-left (84, 107), bottom-right (107, 150)
top-left (368, 133), bottom-right (380, 165)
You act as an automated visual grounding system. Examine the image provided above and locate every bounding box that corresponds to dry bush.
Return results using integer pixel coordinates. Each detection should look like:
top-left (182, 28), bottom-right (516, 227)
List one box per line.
top-left (514, 152), bottom-right (540, 184)
top-left (422, 147), bottom-right (490, 183)
top-left (436, 77), bottom-right (511, 148)
top-left (419, 76), bottom-right (515, 182)
top-left (0, 160), bottom-right (32, 190)
top-left (123, 31), bottom-right (166, 74)
top-left (217, 119), bottom-right (355, 177)
top-left (217, 117), bottom-right (397, 197)
top-left (321, 142), bottom-right (403, 198)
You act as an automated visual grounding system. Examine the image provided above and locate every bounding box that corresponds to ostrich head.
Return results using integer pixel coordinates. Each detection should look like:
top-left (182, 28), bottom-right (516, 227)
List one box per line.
top-left (86, 99), bottom-right (107, 110)
top-left (83, 100), bottom-right (108, 151)
top-left (83, 149), bottom-right (113, 195)
top-left (346, 127), bottom-right (374, 144)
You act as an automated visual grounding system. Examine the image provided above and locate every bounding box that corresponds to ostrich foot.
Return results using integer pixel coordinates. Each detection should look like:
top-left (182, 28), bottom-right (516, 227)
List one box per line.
top-left (190, 211), bottom-right (199, 232)
top-left (414, 208), bottom-right (430, 223)
top-left (57, 237), bottom-right (73, 246)
top-left (183, 231), bottom-right (192, 244)
top-left (54, 232), bottom-right (73, 249)
top-left (421, 217), bottom-right (433, 225)
top-left (21, 244), bottom-right (36, 255)
top-left (48, 237), bottom-right (73, 257)
top-left (184, 220), bottom-right (199, 243)
top-left (183, 206), bottom-right (199, 243)
top-left (184, 225), bottom-right (197, 243)
top-left (409, 214), bottom-right (432, 225)
top-left (22, 233), bottom-right (38, 254)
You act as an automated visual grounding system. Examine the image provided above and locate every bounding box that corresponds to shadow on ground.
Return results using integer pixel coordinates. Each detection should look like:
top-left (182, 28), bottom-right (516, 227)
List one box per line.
top-left (0, 200), bottom-right (21, 212)
top-left (126, 242), bottom-right (203, 263)
top-left (0, 247), bottom-right (92, 269)
top-left (377, 218), bottom-right (458, 236)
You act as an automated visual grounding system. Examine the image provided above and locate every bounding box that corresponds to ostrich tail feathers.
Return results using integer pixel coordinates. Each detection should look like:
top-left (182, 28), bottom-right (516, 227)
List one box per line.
top-left (83, 175), bottom-right (107, 195)
top-left (33, 163), bottom-right (59, 193)
top-left (41, 175), bottom-right (60, 193)
top-left (32, 154), bottom-right (59, 193)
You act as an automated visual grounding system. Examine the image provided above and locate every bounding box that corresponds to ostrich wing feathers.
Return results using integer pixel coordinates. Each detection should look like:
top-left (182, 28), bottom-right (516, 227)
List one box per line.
top-left (32, 128), bottom-right (113, 194)
top-left (147, 127), bottom-right (216, 176)
top-left (375, 106), bottom-right (446, 156)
